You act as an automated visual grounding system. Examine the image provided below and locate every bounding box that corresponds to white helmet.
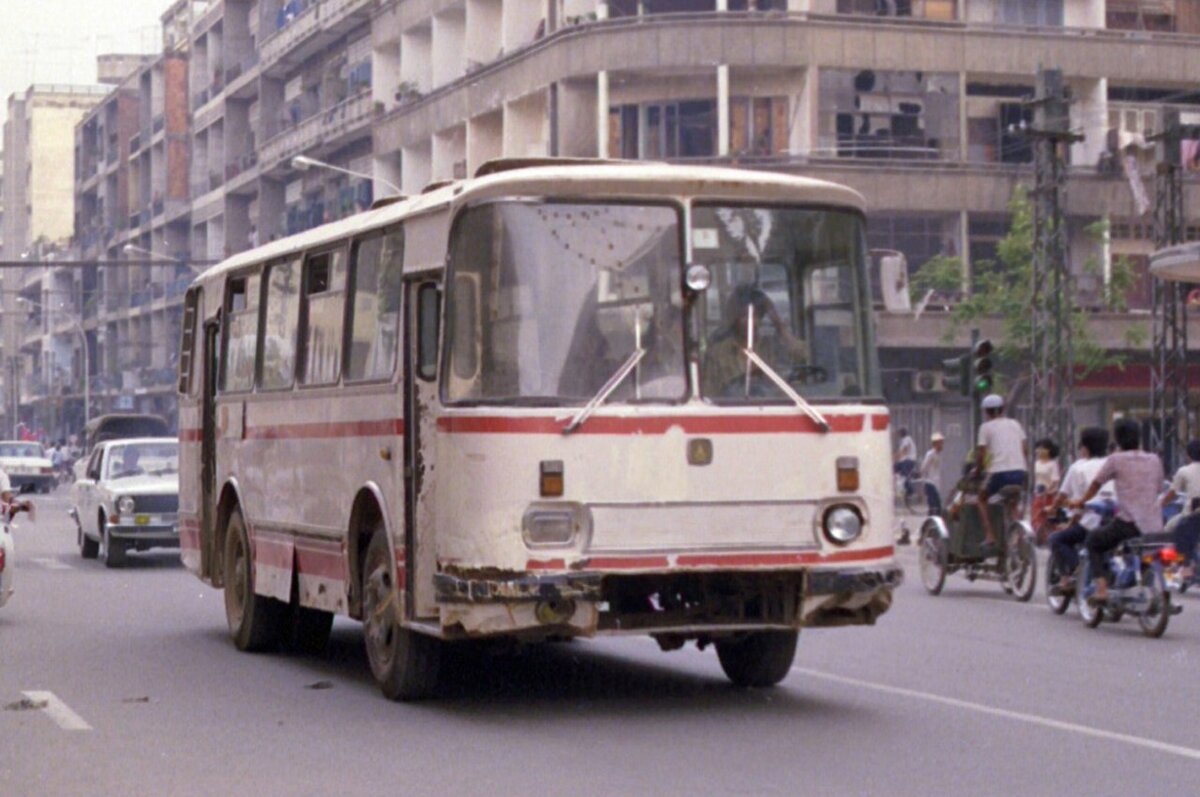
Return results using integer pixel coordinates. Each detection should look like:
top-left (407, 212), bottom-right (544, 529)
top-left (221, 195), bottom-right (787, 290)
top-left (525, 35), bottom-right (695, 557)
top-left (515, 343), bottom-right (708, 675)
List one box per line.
top-left (981, 393), bottom-right (1004, 410)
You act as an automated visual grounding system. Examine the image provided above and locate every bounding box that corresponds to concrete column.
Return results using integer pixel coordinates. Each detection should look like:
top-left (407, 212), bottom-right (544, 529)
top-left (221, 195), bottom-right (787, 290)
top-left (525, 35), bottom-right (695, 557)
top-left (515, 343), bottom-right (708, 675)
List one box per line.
top-left (717, 65), bottom-right (730, 157)
top-left (958, 71), bottom-right (968, 163)
top-left (597, 70), bottom-right (609, 158)
top-left (959, 210), bottom-right (970, 294)
top-left (716, 0), bottom-right (728, 9)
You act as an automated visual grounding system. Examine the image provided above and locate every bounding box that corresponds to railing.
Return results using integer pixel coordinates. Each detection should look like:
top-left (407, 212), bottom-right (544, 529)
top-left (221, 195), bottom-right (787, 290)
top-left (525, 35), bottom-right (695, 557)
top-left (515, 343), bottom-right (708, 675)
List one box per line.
top-left (152, 114), bottom-right (165, 134)
top-left (225, 151), bottom-right (259, 181)
top-left (105, 148), bottom-right (118, 165)
top-left (259, 91), bottom-right (372, 171)
top-left (193, 87), bottom-right (210, 109)
top-left (261, 1), bottom-right (320, 70)
top-left (322, 0), bottom-right (371, 30)
top-left (129, 132), bottom-right (141, 153)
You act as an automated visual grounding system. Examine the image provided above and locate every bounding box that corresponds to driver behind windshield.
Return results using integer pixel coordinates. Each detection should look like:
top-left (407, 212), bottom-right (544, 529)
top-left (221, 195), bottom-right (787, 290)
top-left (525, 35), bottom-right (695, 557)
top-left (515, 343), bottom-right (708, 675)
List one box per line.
top-left (701, 284), bottom-right (807, 398)
top-left (114, 447), bottom-right (144, 479)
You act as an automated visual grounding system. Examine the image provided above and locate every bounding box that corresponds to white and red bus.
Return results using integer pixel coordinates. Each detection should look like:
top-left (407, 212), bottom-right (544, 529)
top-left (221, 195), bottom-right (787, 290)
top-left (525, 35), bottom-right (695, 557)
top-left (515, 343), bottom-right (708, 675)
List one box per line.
top-left (177, 160), bottom-right (902, 699)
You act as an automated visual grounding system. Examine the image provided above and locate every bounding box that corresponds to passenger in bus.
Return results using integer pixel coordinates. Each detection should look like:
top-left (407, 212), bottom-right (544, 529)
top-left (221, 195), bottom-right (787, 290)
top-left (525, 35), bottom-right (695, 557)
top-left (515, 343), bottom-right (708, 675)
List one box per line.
top-left (701, 284), bottom-right (807, 397)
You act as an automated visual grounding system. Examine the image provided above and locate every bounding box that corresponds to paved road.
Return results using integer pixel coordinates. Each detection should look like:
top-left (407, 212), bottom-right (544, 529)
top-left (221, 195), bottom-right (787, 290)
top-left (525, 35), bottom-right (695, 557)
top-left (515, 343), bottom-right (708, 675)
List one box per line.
top-left (4, 495), bottom-right (1200, 796)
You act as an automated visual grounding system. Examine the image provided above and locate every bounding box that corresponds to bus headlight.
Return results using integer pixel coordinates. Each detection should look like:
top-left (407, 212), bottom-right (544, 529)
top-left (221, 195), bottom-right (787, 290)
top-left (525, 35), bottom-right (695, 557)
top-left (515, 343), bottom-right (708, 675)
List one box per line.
top-left (523, 503), bottom-right (591, 548)
top-left (822, 505), bottom-right (863, 546)
top-left (117, 496), bottom-right (136, 516)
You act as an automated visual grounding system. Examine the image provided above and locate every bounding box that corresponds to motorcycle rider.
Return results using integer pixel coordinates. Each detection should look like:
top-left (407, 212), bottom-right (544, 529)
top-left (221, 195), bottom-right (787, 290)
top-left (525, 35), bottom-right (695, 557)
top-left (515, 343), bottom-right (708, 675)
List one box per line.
top-left (1047, 427), bottom-right (1113, 590)
top-left (1071, 418), bottom-right (1164, 604)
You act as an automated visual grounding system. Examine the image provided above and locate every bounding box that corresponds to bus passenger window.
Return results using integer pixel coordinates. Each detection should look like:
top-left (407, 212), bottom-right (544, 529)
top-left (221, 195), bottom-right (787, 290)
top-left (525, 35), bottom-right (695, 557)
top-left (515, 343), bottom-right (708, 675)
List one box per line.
top-left (261, 259), bottom-right (301, 389)
top-left (301, 249), bottom-right (347, 385)
top-left (221, 274), bottom-right (260, 393)
top-left (346, 229), bottom-right (403, 382)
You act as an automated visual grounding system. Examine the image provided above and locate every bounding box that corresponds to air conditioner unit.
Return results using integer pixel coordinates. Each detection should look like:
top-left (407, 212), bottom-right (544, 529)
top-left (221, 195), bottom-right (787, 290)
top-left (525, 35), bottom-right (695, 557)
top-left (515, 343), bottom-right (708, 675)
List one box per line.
top-left (911, 370), bottom-right (945, 394)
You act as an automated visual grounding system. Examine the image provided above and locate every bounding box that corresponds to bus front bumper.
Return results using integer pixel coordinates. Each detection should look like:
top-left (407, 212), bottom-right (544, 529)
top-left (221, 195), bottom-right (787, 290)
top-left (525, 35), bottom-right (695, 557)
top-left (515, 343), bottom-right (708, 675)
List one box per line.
top-left (433, 562), bottom-right (903, 637)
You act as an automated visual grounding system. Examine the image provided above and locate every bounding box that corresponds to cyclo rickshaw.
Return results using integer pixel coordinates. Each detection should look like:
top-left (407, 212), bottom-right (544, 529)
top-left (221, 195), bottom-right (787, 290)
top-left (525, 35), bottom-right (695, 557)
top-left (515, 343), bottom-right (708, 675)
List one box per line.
top-left (917, 466), bottom-right (1038, 601)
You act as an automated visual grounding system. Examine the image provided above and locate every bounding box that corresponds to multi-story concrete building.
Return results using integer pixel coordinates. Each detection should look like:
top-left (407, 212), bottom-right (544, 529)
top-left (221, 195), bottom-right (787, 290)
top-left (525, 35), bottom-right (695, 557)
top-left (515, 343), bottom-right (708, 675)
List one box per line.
top-left (2, 83), bottom-right (109, 437)
top-left (49, 0), bottom-right (1200, 454)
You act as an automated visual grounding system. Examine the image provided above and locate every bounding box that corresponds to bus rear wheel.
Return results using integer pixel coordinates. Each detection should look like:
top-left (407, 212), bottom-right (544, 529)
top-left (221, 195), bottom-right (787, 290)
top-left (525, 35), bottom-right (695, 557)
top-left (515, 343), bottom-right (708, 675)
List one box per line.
top-left (715, 630), bottom-right (798, 688)
top-left (223, 508), bottom-right (285, 652)
top-left (362, 527), bottom-right (440, 701)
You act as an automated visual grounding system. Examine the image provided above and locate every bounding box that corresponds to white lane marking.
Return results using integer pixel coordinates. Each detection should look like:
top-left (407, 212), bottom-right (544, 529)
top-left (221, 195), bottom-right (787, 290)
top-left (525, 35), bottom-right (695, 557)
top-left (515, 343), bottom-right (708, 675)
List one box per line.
top-left (30, 557), bottom-right (72, 571)
top-left (793, 667), bottom-right (1200, 761)
top-left (21, 691), bottom-right (92, 731)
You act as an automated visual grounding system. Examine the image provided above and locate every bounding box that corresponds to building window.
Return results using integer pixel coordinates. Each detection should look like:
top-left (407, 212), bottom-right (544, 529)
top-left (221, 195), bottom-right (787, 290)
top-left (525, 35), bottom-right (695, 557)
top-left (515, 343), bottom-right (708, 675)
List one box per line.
top-left (609, 100), bottom-right (716, 159)
top-left (965, 84), bottom-right (1034, 164)
top-left (836, 0), bottom-right (955, 20)
top-left (995, 0), bottom-right (1063, 27)
top-left (730, 96), bottom-right (789, 157)
top-left (867, 213), bottom-right (961, 293)
top-left (820, 69), bottom-right (960, 160)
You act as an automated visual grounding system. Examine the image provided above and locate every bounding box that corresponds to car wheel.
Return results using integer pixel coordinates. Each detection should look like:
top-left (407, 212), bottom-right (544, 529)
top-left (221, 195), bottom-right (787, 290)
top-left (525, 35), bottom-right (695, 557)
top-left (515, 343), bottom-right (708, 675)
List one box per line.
top-left (78, 518), bottom-right (98, 560)
top-left (99, 518), bottom-right (126, 568)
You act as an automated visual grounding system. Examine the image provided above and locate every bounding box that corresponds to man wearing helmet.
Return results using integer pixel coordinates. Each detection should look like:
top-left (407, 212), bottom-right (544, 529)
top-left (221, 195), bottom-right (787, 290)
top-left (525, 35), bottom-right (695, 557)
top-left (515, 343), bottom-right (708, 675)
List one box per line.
top-left (975, 393), bottom-right (1028, 555)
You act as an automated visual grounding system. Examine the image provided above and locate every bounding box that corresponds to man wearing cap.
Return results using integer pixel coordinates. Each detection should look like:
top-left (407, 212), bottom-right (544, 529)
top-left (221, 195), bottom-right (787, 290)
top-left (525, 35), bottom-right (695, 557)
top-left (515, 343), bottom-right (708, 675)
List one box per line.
top-left (919, 432), bottom-right (945, 515)
top-left (975, 393), bottom-right (1028, 554)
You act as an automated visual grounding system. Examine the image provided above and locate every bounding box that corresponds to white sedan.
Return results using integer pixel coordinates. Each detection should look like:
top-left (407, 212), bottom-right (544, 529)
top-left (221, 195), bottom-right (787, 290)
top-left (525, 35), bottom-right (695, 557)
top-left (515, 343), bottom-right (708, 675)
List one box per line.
top-left (0, 441), bottom-right (55, 494)
top-left (70, 438), bottom-right (179, 568)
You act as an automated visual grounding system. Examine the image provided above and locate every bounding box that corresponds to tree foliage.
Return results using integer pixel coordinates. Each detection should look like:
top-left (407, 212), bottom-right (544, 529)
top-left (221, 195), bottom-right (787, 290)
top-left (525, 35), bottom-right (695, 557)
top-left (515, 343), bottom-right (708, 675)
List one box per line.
top-left (911, 187), bottom-right (1142, 378)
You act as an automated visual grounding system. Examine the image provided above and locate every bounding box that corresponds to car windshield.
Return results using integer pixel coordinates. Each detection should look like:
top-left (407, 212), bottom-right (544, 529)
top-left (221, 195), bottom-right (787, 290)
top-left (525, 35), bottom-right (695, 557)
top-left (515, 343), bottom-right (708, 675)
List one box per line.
top-left (0, 443), bottom-right (44, 458)
top-left (444, 200), bottom-right (685, 405)
top-left (692, 205), bottom-right (880, 403)
top-left (106, 443), bottom-right (179, 479)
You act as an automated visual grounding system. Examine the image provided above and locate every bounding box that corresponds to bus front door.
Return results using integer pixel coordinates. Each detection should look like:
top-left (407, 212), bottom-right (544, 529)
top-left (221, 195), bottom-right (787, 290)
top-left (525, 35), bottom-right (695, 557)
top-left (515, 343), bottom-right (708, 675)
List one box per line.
top-left (201, 318), bottom-right (220, 581)
top-left (403, 279), bottom-right (442, 620)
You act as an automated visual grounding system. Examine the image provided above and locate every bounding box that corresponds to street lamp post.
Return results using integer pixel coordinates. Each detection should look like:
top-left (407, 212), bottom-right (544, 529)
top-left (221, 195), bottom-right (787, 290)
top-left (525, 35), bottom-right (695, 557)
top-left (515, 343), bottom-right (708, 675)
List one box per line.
top-left (290, 155), bottom-right (403, 197)
top-left (17, 297), bottom-right (89, 428)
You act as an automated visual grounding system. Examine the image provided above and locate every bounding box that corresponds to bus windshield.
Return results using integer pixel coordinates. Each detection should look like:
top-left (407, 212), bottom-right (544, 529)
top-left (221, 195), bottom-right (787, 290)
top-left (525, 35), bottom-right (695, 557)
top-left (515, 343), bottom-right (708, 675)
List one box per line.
top-left (692, 205), bottom-right (879, 403)
top-left (445, 201), bottom-right (685, 405)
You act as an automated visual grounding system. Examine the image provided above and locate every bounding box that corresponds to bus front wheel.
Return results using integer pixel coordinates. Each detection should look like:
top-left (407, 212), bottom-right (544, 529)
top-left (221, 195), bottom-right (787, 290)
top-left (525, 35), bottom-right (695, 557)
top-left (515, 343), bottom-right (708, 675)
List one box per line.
top-left (715, 630), bottom-right (798, 688)
top-left (223, 508), bottom-right (286, 652)
top-left (362, 527), bottom-right (440, 701)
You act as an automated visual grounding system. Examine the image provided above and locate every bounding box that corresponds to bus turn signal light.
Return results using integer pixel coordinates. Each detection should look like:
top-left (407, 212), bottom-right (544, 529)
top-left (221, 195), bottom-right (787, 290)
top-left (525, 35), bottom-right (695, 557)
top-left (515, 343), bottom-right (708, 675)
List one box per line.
top-left (540, 460), bottom-right (564, 497)
top-left (836, 457), bottom-right (859, 492)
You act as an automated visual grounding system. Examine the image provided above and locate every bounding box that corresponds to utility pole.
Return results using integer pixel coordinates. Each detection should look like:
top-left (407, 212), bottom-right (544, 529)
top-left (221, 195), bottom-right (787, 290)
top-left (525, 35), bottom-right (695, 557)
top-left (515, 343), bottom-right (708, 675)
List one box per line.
top-left (1149, 108), bottom-right (1194, 472)
top-left (1025, 68), bottom-right (1083, 466)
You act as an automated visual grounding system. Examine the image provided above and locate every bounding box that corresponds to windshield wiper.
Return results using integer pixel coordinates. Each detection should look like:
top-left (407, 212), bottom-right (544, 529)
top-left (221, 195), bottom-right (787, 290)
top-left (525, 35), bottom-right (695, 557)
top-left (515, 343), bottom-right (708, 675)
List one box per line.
top-left (562, 347), bottom-right (646, 435)
top-left (740, 305), bottom-right (830, 433)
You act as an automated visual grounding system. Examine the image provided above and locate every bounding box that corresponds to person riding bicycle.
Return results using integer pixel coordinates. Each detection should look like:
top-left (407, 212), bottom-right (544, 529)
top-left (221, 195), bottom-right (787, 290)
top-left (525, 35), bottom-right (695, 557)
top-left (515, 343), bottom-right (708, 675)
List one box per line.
top-left (1047, 427), bottom-right (1114, 590)
top-left (974, 393), bottom-right (1028, 555)
top-left (1071, 419), bottom-right (1164, 605)
top-left (1162, 439), bottom-right (1200, 584)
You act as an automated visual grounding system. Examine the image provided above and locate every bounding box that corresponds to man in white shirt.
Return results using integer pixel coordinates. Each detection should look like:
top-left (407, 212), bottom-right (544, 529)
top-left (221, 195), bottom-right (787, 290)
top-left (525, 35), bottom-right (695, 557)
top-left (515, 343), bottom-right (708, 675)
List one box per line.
top-left (1048, 427), bottom-right (1112, 587)
top-left (1164, 439), bottom-right (1200, 582)
top-left (975, 394), bottom-right (1028, 553)
top-left (919, 432), bottom-right (945, 515)
top-left (894, 427), bottom-right (918, 501)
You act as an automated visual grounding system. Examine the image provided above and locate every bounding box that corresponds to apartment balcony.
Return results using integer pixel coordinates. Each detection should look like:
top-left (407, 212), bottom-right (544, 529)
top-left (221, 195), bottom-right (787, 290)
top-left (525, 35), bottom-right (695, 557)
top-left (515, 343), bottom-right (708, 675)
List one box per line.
top-left (194, 0), bottom-right (224, 36)
top-left (152, 114), bottom-right (165, 135)
top-left (322, 0), bottom-right (372, 36)
top-left (225, 152), bottom-right (261, 195)
top-left (261, 1), bottom-right (324, 75)
top-left (260, 91), bottom-right (373, 173)
top-left (224, 54), bottom-right (261, 99)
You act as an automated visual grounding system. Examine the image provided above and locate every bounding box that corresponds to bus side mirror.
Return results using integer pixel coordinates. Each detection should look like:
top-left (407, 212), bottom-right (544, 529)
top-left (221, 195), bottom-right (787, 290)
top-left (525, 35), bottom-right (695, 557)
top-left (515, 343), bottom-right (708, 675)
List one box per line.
top-left (416, 282), bottom-right (441, 381)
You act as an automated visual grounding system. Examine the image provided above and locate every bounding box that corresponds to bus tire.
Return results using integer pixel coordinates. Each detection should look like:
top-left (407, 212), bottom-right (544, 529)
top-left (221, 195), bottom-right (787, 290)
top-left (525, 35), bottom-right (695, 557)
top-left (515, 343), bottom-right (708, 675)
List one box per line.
top-left (223, 508), bottom-right (285, 652)
top-left (362, 528), bottom-right (440, 701)
top-left (283, 601), bottom-right (334, 656)
top-left (715, 630), bottom-right (798, 688)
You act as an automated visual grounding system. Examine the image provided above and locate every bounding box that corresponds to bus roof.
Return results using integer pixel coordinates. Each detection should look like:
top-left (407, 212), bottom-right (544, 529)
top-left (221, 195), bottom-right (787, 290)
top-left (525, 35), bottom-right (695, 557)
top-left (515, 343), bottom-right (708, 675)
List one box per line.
top-left (1150, 242), bottom-right (1200, 284)
top-left (200, 162), bottom-right (866, 284)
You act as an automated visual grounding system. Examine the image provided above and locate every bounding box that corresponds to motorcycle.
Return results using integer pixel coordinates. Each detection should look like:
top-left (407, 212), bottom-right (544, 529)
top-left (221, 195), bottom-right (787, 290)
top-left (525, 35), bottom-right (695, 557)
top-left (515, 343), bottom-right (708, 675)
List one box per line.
top-left (1077, 536), bottom-right (1176, 638)
top-left (1045, 500), bottom-right (1115, 616)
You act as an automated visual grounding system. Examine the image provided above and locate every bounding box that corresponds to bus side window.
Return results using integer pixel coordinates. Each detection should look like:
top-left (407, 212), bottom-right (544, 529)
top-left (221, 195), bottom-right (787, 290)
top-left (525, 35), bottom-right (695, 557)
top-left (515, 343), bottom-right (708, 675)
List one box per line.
top-left (178, 288), bottom-right (200, 395)
top-left (300, 247), bottom-right (348, 386)
top-left (260, 258), bottom-right (302, 390)
top-left (345, 227), bottom-right (404, 382)
top-left (448, 272), bottom-right (480, 393)
top-left (221, 273), bottom-right (261, 392)
top-left (417, 282), bottom-right (441, 381)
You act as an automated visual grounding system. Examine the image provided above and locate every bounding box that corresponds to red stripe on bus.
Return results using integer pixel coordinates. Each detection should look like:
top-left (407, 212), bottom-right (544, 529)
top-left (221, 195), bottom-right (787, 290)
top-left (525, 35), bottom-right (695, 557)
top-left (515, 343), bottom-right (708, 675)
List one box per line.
top-left (676, 545), bottom-right (895, 568)
top-left (439, 414), bottom-right (870, 435)
top-left (872, 415), bottom-right (890, 431)
top-left (253, 536), bottom-right (293, 570)
top-left (295, 544), bottom-right (345, 581)
top-left (180, 428), bottom-right (202, 442)
top-left (584, 555), bottom-right (672, 569)
top-left (180, 527), bottom-right (200, 551)
top-left (244, 418), bottom-right (404, 440)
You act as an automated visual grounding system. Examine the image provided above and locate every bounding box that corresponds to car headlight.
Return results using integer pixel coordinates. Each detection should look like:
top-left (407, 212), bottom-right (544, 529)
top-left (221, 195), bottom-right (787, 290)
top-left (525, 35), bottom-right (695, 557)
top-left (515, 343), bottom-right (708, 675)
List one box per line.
top-left (117, 496), bottom-right (136, 515)
top-left (822, 505), bottom-right (863, 546)
top-left (522, 503), bottom-right (591, 548)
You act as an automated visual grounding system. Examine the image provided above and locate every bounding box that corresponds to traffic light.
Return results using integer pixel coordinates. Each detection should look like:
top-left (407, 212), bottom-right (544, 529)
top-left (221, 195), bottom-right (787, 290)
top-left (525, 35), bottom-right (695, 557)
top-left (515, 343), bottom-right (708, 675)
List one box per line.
top-left (942, 353), bottom-right (970, 397)
top-left (972, 339), bottom-right (994, 395)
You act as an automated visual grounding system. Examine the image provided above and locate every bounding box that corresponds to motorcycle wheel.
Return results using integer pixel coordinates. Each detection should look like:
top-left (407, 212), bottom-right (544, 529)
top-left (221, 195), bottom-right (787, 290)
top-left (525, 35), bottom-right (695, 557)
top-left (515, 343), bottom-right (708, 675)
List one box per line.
top-left (1045, 551), bottom-right (1071, 615)
top-left (1076, 564), bottom-right (1104, 629)
top-left (1137, 566), bottom-right (1170, 639)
